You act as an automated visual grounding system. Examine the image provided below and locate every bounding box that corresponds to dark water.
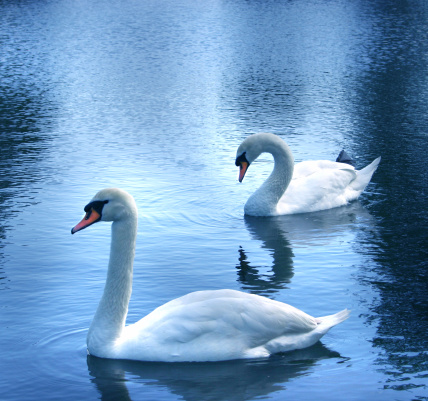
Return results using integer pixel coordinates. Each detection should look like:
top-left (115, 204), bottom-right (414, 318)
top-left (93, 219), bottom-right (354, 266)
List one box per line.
top-left (1, 0), bottom-right (427, 400)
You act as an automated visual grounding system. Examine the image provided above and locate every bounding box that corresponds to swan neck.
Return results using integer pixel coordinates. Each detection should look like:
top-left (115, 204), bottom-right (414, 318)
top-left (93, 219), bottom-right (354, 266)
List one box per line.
top-left (87, 216), bottom-right (137, 352)
top-left (267, 145), bottom-right (294, 198)
top-left (273, 146), bottom-right (294, 182)
top-left (246, 140), bottom-right (294, 216)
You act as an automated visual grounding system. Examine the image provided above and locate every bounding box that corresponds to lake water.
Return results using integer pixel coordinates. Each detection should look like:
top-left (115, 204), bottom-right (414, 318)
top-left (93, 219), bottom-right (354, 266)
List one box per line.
top-left (1, 0), bottom-right (427, 400)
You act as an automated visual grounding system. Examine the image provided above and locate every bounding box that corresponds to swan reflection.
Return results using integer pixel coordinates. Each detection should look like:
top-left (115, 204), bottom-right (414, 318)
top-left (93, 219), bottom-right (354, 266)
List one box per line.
top-left (88, 343), bottom-right (343, 401)
top-left (238, 202), bottom-right (375, 295)
top-left (236, 215), bottom-right (294, 295)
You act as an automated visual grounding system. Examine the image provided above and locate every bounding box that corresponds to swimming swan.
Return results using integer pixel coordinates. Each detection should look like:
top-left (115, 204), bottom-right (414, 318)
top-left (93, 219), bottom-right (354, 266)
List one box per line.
top-left (72, 188), bottom-right (350, 362)
top-left (235, 133), bottom-right (381, 216)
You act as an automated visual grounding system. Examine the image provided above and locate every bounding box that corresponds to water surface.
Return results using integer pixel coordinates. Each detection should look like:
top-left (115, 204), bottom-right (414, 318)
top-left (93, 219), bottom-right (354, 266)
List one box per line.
top-left (1, 1), bottom-right (427, 400)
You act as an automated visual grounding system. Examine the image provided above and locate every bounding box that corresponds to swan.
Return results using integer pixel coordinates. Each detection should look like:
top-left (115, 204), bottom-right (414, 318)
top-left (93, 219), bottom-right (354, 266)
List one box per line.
top-left (235, 133), bottom-right (381, 216)
top-left (71, 188), bottom-right (350, 362)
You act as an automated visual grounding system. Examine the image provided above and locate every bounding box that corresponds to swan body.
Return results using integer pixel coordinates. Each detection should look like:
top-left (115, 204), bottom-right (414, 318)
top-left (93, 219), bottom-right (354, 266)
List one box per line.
top-left (235, 133), bottom-right (381, 216)
top-left (72, 188), bottom-right (349, 362)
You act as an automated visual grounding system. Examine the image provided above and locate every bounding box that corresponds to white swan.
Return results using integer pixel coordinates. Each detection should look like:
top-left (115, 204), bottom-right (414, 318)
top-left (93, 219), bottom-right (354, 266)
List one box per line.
top-left (72, 188), bottom-right (350, 362)
top-left (235, 133), bottom-right (381, 216)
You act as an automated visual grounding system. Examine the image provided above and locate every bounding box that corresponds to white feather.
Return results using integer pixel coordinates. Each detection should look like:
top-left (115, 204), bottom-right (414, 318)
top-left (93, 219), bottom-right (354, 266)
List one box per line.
top-left (72, 188), bottom-right (350, 362)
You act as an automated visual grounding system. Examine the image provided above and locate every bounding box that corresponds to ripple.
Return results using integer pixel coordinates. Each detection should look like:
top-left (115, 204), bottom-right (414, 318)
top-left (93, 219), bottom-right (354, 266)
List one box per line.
top-left (32, 327), bottom-right (88, 385)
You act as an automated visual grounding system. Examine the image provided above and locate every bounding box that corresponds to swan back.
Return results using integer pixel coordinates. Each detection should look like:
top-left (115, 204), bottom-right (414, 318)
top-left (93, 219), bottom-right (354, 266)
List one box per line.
top-left (112, 289), bottom-right (349, 362)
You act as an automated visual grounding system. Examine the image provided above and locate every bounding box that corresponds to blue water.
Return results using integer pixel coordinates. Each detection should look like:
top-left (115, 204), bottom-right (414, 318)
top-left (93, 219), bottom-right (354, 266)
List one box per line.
top-left (1, 0), bottom-right (427, 400)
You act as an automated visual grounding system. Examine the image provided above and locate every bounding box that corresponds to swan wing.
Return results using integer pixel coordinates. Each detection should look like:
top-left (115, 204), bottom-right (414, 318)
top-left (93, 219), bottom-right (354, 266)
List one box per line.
top-left (278, 161), bottom-right (358, 214)
top-left (142, 290), bottom-right (316, 343)
top-left (122, 290), bottom-right (317, 361)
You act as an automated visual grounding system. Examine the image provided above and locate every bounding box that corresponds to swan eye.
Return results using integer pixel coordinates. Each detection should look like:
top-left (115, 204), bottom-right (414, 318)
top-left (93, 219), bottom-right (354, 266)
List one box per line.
top-left (84, 200), bottom-right (109, 217)
top-left (235, 152), bottom-right (249, 167)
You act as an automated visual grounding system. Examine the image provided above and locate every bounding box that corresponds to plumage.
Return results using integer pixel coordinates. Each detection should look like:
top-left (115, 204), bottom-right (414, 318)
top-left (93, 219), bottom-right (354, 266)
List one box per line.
top-left (72, 188), bottom-right (349, 362)
top-left (235, 133), bottom-right (381, 216)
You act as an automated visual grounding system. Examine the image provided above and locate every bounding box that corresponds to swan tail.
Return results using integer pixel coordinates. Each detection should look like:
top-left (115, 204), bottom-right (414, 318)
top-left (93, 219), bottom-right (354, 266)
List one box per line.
top-left (315, 309), bottom-right (350, 335)
top-left (358, 156), bottom-right (381, 176)
top-left (351, 156), bottom-right (381, 193)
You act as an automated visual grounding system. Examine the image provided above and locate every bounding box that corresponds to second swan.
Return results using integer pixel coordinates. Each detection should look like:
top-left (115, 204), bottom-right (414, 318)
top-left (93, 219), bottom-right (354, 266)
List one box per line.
top-left (235, 133), bottom-right (381, 216)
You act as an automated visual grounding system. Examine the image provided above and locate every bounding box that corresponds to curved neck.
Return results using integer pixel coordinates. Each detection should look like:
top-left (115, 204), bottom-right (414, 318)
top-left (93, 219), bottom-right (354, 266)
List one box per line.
top-left (245, 141), bottom-right (294, 216)
top-left (87, 216), bottom-right (137, 353)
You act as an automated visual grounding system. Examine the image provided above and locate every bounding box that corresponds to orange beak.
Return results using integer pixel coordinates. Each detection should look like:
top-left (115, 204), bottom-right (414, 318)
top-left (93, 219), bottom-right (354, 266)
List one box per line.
top-left (71, 208), bottom-right (101, 234)
top-left (238, 161), bottom-right (249, 183)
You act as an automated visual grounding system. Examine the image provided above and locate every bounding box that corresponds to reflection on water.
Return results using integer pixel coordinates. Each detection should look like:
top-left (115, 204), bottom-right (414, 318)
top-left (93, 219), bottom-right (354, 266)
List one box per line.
top-left (237, 203), bottom-right (375, 296)
top-left (344, 2), bottom-right (428, 390)
top-left (88, 344), bottom-right (342, 401)
top-left (236, 215), bottom-right (294, 295)
top-left (0, 27), bottom-right (56, 288)
top-left (236, 245), bottom-right (293, 295)
top-left (0, 131), bottom-right (50, 290)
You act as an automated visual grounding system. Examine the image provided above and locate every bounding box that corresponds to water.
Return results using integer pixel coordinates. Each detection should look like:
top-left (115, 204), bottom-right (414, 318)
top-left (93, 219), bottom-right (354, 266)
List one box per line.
top-left (1, 0), bottom-right (427, 400)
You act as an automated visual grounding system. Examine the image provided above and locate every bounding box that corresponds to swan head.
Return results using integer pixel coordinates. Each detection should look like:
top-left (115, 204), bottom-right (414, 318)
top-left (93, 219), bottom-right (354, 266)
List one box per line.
top-left (71, 188), bottom-right (137, 234)
top-left (235, 133), bottom-right (287, 182)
